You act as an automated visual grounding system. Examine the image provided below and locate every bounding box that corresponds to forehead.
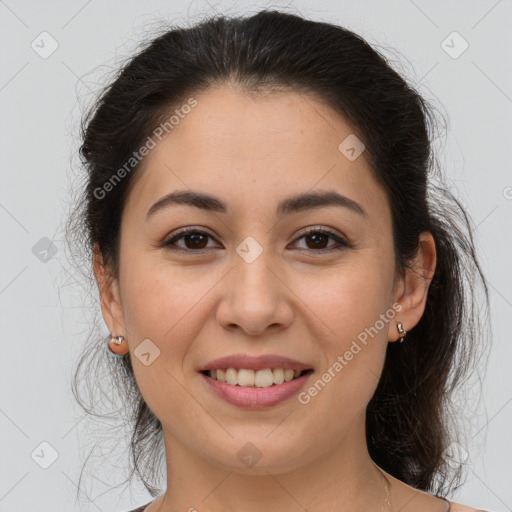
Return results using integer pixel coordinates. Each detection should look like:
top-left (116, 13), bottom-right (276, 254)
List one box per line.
top-left (123, 85), bottom-right (390, 227)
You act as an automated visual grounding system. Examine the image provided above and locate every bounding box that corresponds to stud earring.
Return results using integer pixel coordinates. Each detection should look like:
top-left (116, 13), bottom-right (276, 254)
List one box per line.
top-left (107, 334), bottom-right (129, 355)
top-left (397, 322), bottom-right (407, 343)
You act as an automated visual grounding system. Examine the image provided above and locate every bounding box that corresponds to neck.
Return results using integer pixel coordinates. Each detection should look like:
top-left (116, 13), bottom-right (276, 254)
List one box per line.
top-left (152, 413), bottom-right (392, 512)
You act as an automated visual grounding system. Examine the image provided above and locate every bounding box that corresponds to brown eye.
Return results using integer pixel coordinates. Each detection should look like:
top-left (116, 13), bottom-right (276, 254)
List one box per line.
top-left (162, 227), bottom-right (350, 254)
top-left (302, 232), bottom-right (330, 249)
top-left (292, 228), bottom-right (349, 252)
top-left (162, 229), bottom-right (219, 252)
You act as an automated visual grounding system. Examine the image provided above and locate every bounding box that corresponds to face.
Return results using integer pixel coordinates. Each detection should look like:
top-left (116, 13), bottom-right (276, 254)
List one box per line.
top-left (98, 85), bottom-right (423, 475)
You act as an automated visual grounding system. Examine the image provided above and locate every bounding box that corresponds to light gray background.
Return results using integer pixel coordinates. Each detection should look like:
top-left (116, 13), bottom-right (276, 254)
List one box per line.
top-left (0, 1), bottom-right (511, 511)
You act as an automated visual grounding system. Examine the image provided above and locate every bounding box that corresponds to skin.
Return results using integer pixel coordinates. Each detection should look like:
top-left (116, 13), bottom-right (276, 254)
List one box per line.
top-left (92, 84), bottom-right (474, 512)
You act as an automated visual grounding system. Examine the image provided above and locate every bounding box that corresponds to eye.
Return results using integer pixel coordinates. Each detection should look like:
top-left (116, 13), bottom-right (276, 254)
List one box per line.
top-left (162, 228), bottom-right (220, 252)
top-left (291, 227), bottom-right (350, 252)
top-left (161, 226), bottom-right (351, 253)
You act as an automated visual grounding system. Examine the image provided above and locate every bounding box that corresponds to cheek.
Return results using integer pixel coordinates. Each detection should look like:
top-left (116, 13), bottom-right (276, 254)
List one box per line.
top-left (121, 268), bottom-right (202, 343)
top-left (295, 259), bottom-right (393, 345)
top-left (292, 259), bottom-right (393, 407)
top-left (119, 252), bottom-right (223, 368)
top-left (119, 259), bottom-right (210, 422)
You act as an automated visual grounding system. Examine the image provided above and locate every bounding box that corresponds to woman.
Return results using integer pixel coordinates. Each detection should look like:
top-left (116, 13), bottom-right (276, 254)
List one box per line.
top-left (67, 9), bottom-right (491, 512)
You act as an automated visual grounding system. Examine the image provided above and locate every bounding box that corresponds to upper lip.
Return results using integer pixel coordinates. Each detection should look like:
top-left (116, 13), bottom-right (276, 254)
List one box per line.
top-left (199, 354), bottom-right (313, 372)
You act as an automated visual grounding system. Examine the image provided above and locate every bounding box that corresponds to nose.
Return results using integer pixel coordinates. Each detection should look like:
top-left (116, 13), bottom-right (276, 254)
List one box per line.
top-left (216, 243), bottom-right (294, 336)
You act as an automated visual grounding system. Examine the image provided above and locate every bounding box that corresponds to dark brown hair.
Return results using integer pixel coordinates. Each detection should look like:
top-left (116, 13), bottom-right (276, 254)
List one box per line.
top-left (66, 9), bottom-right (490, 500)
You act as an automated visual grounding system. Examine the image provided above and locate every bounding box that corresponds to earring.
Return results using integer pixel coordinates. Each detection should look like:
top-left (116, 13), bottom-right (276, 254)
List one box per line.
top-left (107, 334), bottom-right (129, 356)
top-left (397, 322), bottom-right (407, 343)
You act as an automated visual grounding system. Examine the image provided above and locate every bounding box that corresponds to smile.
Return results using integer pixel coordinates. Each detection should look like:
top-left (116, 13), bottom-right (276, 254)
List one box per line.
top-left (200, 369), bottom-right (314, 409)
top-left (202, 368), bottom-right (311, 388)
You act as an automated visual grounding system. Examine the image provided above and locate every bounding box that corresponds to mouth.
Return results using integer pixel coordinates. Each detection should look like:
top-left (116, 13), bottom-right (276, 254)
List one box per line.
top-left (198, 354), bottom-right (314, 408)
top-left (199, 367), bottom-right (314, 409)
top-left (200, 368), bottom-right (314, 388)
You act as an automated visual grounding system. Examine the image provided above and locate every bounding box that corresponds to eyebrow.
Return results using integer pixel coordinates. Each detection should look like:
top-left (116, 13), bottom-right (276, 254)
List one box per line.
top-left (145, 189), bottom-right (367, 221)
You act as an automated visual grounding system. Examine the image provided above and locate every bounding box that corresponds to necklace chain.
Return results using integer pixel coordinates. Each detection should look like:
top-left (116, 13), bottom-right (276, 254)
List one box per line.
top-left (375, 464), bottom-right (394, 512)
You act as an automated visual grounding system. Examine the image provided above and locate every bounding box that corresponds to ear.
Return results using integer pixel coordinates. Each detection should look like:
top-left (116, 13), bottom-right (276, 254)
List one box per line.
top-left (92, 242), bottom-right (125, 336)
top-left (388, 231), bottom-right (437, 341)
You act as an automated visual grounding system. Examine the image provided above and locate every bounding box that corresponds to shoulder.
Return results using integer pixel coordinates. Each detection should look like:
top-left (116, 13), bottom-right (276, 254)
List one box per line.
top-left (449, 501), bottom-right (491, 512)
top-left (382, 470), bottom-right (489, 512)
top-left (125, 505), bottom-right (150, 512)
top-left (126, 497), bottom-right (159, 511)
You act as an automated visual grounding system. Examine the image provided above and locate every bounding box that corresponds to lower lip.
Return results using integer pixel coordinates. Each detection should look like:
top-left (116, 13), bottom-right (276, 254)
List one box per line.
top-left (200, 371), bottom-right (313, 409)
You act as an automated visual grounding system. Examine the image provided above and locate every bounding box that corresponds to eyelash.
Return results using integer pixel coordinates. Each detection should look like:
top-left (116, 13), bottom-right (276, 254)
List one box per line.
top-left (161, 226), bottom-right (351, 254)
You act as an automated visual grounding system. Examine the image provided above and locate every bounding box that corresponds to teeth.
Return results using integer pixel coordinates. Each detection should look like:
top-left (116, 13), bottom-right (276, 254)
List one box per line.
top-left (284, 369), bottom-right (294, 382)
top-left (207, 367), bottom-right (305, 388)
top-left (255, 369), bottom-right (274, 387)
top-left (238, 369), bottom-right (256, 387)
top-left (226, 368), bottom-right (238, 385)
top-left (273, 368), bottom-right (284, 385)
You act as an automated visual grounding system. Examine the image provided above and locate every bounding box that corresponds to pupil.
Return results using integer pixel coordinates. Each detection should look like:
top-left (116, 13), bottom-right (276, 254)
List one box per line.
top-left (308, 234), bottom-right (327, 248)
top-left (188, 234), bottom-right (206, 248)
